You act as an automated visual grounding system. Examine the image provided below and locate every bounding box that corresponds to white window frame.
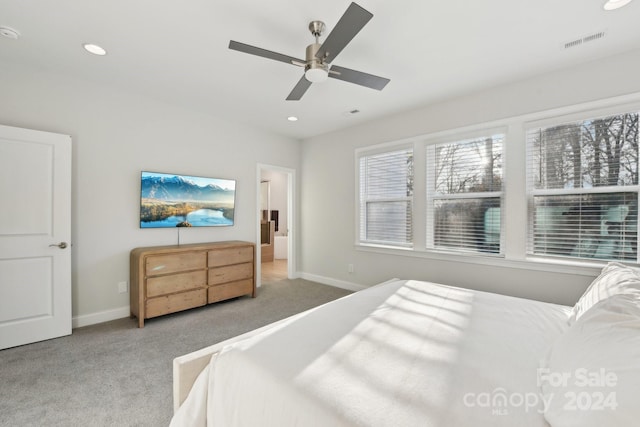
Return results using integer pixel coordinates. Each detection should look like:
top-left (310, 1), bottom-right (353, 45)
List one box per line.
top-left (356, 142), bottom-right (415, 249)
top-left (525, 106), bottom-right (640, 263)
top-left (425, 128), bottom-right (506, 256)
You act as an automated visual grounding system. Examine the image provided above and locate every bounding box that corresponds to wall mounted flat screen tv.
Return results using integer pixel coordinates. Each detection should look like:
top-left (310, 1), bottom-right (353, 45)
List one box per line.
top-left (140, 171), bottom-right (236, 228)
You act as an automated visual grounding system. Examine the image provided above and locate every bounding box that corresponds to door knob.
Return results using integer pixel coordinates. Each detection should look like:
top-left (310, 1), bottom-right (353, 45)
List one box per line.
top-left (49, 242), bottom-right (68, 249)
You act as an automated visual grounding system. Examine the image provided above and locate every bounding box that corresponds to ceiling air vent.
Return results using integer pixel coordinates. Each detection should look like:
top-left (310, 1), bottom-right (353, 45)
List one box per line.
top-left (564, 31), bottom-right (606, 49)
top-left (342, 108), bottom-right (361, 117)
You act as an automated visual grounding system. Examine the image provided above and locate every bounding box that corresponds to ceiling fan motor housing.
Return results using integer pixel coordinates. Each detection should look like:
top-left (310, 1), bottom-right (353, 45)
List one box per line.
top-left (305, 43), bottom-right (328, 71)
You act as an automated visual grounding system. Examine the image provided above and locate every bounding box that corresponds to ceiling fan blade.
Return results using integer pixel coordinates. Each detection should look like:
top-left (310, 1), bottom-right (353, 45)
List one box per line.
top-left (328, 65), bottom-right (390, 90)
top-left (286, 75), bottom-right (312, 101)
top-left (229, 40), bottom-right (304, 66)
top-left (316, 2), bottom-right (373, 64)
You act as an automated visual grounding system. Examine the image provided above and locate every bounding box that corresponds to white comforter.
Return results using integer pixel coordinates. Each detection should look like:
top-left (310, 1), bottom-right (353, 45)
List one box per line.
top-left (172, 279), bottom-right (571, 426)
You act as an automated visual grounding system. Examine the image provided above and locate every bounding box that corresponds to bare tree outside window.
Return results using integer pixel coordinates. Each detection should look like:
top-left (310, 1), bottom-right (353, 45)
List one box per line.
top-left (528, 112), bottom-right (639, 261)
top-left (430, 134), bottom-right (504, 254)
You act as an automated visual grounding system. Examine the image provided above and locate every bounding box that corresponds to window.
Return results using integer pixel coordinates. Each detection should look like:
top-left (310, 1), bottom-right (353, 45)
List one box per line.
top-left (426, 134), bottom-right (504, 254)
top-left (527, 111), bottom-right (639, 261)
top-left (358, 147), bottom-right (413, 247)
top-left (355, 99), bottom-right (640, 270)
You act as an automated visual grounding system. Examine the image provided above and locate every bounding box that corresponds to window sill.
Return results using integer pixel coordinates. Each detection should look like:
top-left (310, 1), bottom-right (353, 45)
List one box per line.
top-left (355, 243), bottom-right (606, 277)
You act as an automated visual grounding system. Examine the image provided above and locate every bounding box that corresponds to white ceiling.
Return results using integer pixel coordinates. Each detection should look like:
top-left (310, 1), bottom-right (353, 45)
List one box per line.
top-left (1, 0), bottom-right (639, 140)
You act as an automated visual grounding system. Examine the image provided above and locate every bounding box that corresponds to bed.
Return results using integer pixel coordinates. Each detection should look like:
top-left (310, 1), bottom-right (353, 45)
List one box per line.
top-left (171, 263), bottom-right (640, 427)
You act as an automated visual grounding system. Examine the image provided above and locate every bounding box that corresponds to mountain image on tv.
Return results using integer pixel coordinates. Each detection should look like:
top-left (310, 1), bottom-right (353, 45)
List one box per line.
top-left (140, 172), bottom-right (235, 228)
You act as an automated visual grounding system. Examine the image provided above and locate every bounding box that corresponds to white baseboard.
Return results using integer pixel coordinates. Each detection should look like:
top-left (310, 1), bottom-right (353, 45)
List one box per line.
top-left (72, 274), bottom-right (363, 329)
top-left (298, 272), bottom-right (367, 292)
top-left (72, 306), bottom-right (130, 329)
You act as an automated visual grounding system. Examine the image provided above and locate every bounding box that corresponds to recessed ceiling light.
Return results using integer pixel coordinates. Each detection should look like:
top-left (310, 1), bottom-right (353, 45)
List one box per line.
top-left (0, 26), bottom-right (20, 40)
top-left (603, 0), bottom-right (633, 10)
top-left (287, 116), bottom-right (298, 122)
top-left (83, 43), bottom-right (107, 56)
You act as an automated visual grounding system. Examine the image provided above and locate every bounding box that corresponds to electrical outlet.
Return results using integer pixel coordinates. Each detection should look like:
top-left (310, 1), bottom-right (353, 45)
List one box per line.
top-left (348, 264), bottom-right (354, 274)
top-left (117, 281), bottom-right (128, 294)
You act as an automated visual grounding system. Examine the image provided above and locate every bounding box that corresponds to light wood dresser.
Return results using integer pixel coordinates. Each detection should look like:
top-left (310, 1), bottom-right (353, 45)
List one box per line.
top-left (130, 241), bottom-right (255, 327)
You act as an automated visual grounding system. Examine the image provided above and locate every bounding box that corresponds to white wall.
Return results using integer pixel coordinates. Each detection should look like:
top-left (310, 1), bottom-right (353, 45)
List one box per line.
top-left (300, 49), bottom-right (640, 306)
top-left (0, 63), bottom-right (300, 326)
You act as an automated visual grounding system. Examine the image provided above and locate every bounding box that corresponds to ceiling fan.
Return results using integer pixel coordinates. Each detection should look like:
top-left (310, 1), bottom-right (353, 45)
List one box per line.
top-left (228, 2), bottom-right (390, 101)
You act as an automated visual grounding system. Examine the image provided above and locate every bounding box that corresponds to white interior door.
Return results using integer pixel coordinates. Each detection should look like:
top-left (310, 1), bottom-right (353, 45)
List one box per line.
top-left (0, 124), bottom-right (72, 350)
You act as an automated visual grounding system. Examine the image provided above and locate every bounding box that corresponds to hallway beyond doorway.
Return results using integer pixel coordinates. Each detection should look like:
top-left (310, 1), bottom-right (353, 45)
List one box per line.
top-left (261, 259), bottom-right (288, 283)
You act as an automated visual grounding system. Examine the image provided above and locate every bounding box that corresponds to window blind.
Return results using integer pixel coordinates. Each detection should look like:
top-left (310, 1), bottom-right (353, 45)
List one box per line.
top-left (359, 148), bottom-right (413, 246)
top-left (426, 134), bottom-right (504, 254)
top-left (526, 112), bottom-right (639, 261)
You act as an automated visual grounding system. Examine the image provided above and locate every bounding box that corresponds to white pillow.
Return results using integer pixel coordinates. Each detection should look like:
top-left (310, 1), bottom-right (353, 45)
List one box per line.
top-left (541, 295), bottom-right (640, 427)
top-left (569, 262), bottom-right (640, 324)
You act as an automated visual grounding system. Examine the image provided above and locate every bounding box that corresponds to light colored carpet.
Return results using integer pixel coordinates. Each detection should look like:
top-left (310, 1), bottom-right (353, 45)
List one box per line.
top-left (0, 278), bottom-right (352, 427)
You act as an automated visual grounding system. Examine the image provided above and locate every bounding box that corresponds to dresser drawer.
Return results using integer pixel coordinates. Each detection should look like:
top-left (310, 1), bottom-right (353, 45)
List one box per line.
top-left (208, 279), bottom-right (254, 303)
top-left (145, 288), bottom-right (206, 318)
top-left (146, 252), bottom-right (206, 277)
top-left (146, 270), bottom-right (207, 298)
top-left (209, 262), bottom-right (253, 285)
top-left (208, 245), bottom-right (253, 267)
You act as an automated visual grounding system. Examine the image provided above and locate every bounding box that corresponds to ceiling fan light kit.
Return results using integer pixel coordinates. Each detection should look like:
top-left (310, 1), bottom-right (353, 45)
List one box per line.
top-left (228, 2), bottom-right (390, 100)
top-left (304, 37), bottom-right (329, 83)
top-left (305, 66), bottom-right (328, 83)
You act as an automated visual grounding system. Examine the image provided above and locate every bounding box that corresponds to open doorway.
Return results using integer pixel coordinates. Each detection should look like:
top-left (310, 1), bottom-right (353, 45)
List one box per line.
top-left (256, 164), bottom-right (295, 287)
